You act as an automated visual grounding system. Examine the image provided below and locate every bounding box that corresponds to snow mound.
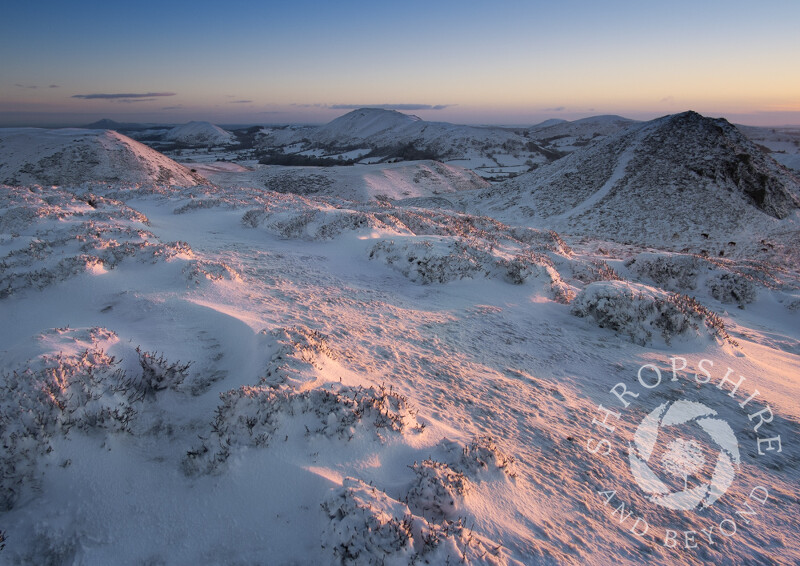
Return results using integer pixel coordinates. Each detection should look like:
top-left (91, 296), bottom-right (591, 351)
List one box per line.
top-left (182, 258), bottom-right (241, 285)
top-left (405, 438), bottom-right (518, 520)
top-left (571, 280), bottom-right (735, 346)
top-left (164, 121), bottom-right (235, 146)
top-left (406, 460), bottom-right (471, 521)
top-left (321, 477), bottom-right (415, 565)
top-left (261, 325), bottom-right (339, 389)
top-left (243, 195), bottom-right (573, 251)
top-left (0, 128), bottom-right (207, 186)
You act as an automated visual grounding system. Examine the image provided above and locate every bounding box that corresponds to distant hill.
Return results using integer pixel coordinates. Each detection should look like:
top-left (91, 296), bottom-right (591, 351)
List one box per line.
top-left (82, 119), bottom-right (162, 131)
top-left (257, 108), bottom-right (562, 178)
top-left (306, 108), bottom-right (532, 157)
top-left (312, 108), bottom-right (422, 144)
top-left (737, 124), bottom-right (800, 175)
top-left (0, 127), bottom-right (207, 186)
top-left (526, 115), bottom-right (638, 152)
top-left (471, 111), bottom-right (800, 248)
top-left (528, 118), bottom-right (568, 131)
top-left (165, 121), bottom-right (235, 147)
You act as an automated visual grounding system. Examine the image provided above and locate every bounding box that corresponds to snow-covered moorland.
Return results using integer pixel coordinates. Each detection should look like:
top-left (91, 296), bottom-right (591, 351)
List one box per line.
top-left (0, 117), bottom-right (798, 565)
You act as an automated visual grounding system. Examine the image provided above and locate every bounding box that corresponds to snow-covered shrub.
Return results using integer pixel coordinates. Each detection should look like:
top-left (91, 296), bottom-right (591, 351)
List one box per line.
top-left (124, 348), bottom-right (192, 401)
top-left (183, 384), bottom-right (420, 475)
top-left (406, 460), bottom-right (470, 520)
top-left (261, 326), bottom-right (337, 388)
top-left (0, 329), bottom-right (134, 510)
top-left (172, 197), bottom-right (227, 214)
top-left (571, 259), bottom-right (622, 283)
top-left (241, 208), bottom-right (267, 228)
top-left (456, 436), bottom-right (517, 479)
top-left (182, 259), bottom-right (241, 284)
top-left (416, 517), bottom-right (513, 566)
top-left (625, 252), bottom-right (706, 292)
top-left (369, 238), bottom-right (574, 301)
top-left (571, 281), bottom-right (735, 346)
top-left (321, 478), bottom-right (415, 566)
top-left (706, 272), bottom-right (756, 307)
top-left (321, 476), bottom-right (514, 565)
top-left (0, 185), bottom-right (193, 298)
top-left (12, 527), bottom-right (78, 566)
top-left (369, 239), bottom-right (487, 284)
top-left (0, 221), bottom-right (191, 298)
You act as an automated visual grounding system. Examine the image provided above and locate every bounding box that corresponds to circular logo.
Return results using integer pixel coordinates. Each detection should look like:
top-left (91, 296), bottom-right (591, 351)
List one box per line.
top-left (628, 400), bottom-right (740, 510)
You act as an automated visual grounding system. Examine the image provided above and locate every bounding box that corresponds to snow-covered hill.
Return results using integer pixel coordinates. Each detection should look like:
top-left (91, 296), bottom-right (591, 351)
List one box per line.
top-left (0, 128), bottom-right (207, 186)
top-left (473, 111), bottom-right (800, 251)
top-left (312, 108), bottom-right (423, 145)
top-left (527, 115), bottom-right (638, 152)
top-left (307, 108), bottom-right (531, 158)
top-left (165, 121), bottom-right (235, 147)
top-left (258, 108), bottom-right (557, 180)
top-left (0, 113), bottom-right (798, 565)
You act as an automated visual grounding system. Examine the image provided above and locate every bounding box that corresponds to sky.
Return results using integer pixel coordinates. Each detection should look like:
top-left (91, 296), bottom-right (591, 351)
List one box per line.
top-left (1, 0), bottom-right (799, 127)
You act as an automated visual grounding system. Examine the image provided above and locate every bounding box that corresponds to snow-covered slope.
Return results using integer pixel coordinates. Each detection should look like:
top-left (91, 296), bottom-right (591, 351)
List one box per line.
top-left (164, 121), bottom-right (235, 147)
top-left (197, 159), bottom-right (489, 202)
top-left (474, 111), bottom-right (800, 250)
top-left (0, 128), bottom-right (207, 186)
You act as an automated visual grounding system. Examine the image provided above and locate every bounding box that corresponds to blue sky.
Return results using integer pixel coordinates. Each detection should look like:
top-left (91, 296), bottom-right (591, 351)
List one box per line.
top-left (2, 0), bottom-right (799, 126)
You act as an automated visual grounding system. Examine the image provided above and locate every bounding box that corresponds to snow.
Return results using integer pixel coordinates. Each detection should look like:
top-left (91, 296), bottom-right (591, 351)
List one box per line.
top-left (0, 111), bottom-right (799, 565)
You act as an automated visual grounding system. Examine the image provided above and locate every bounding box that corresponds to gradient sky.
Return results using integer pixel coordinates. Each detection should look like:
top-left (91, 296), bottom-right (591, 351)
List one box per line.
top-left (2, 0), bottom-right (799, 127)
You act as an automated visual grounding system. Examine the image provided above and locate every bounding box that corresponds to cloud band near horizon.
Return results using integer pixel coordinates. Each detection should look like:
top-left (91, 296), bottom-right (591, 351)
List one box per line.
top-left (72, 92), bottom-right (176, 100)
